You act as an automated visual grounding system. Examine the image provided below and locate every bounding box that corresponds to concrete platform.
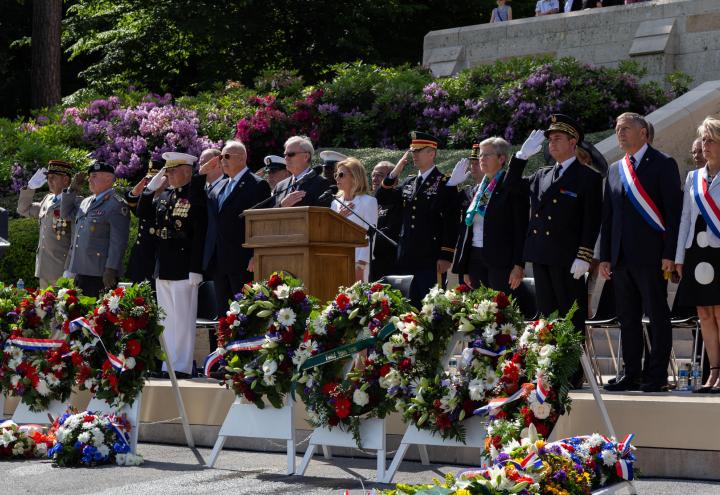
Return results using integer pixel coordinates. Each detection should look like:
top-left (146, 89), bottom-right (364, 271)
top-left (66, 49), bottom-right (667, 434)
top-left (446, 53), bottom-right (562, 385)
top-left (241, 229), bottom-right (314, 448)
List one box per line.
top-left (4, 381), bottom-right (719, 480)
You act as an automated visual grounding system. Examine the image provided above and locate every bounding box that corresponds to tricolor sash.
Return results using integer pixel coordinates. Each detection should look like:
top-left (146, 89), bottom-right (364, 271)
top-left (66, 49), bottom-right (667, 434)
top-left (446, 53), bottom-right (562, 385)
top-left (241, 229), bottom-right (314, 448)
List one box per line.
top-left (535, 371), bottom-right (550, 404)
top-left (692, 168), bottom-right (720, 238)
top-left (225, 335), bottom-right (270, 352)
top-left (203, 349), bottom-right (224, 377)
top-left (619, 154), bottom-right (665, 232)
top-left (4, 337), bottom-right (65, 351)
top-left (473, 386), bottom-right (526, 416)
top-left (509, 451), bottom-right (544, 472)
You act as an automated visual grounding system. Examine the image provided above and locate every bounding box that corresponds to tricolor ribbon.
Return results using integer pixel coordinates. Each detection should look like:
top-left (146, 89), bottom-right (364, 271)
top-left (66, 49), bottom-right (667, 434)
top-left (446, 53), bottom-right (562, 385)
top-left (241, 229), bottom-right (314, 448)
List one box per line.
top-left (615, 459), bottom-right (634, 480)
top-left (473, 386), bottom-right (526, 416)
top-left (619, 154), bottom-right (665, 232)
top-left (535, 371), bottom-right (551, 404)
top-left (203, 349), bottom-right (224, 378)
top-left (70, 317), bottom-right (126, 373)
top-left (692, 168), bottom-right (720, 238)
top-left (225, 335), bottom-right (270, 352)
top-left (618, 433), bottom-right (634, 456)
top-left (108, 419), bottom-right (130, 450)
top-left (509, 451), bottom-right (543, 472)
top-left (4, 337), bottom-right (65, 351)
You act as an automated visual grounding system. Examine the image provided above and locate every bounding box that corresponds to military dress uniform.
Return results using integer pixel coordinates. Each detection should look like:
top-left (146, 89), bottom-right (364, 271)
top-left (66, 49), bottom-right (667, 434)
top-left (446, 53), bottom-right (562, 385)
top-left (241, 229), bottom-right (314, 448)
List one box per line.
top-left (17, 160), bottom-right (76, 288)
top-left (137, 152), bottom-right (207, 375)
top-left (125, 161), bottom-right (162, 284)
top-left (510, 115), bottom-right (602, 336)
top-left (61, 162), bottom-right (131, 298)
top-left (375, 132), bottom-right (459, 305)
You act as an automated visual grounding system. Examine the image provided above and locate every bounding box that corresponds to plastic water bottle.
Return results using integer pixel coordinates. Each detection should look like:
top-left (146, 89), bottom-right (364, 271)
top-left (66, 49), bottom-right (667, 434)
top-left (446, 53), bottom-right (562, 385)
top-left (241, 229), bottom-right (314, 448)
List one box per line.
top-left (692, 362), bottom-right (702, 392)
top-left (678, 365), bottom-right (689, 391)
top-left (16, 279), bottom-right (24, 290)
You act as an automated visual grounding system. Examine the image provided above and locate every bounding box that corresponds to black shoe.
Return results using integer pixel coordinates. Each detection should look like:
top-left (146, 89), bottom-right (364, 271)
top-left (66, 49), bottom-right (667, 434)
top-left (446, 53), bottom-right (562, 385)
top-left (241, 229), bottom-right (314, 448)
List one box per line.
top-left (693, 386), bottom-right (714, 393)
top-left (603, 375), bottom-right (641, 391)
top-left (607, 377), bottom-right (617, 385)
top-left (640, 381), bottom-right (669, 392)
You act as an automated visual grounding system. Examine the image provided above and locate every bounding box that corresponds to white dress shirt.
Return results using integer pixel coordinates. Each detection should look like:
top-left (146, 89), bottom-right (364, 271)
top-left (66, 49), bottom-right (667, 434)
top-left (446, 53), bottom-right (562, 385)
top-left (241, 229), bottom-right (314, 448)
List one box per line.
top-left (331, 193), bottom-right (378, 268)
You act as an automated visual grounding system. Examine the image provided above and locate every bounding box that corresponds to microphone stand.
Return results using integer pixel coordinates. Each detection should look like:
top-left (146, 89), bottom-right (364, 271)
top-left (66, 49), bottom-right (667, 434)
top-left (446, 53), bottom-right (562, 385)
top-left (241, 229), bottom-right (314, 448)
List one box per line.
top-left (330, 194), bottom-right (398, 249)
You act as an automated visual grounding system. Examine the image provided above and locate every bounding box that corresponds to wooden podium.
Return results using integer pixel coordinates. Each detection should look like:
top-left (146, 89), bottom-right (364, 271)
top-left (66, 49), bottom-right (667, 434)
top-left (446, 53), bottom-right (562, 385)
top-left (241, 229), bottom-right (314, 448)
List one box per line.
top-left (243, 207), bottom-right (367, 302)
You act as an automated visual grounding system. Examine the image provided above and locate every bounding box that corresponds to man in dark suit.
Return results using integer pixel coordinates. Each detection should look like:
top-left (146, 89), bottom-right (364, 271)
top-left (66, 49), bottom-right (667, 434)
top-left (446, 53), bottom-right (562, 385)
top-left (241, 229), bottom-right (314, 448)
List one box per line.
top-left (600, 112), bottom-right (682, 392)
top-left (511, 116), bottom-right (603, 342)
top-left (376, 131), bottom-right (459, 306)
top-left (453, 138), bottom-right (529, 295)
top-left (370, 161), bottom-right (401, 282)
top-left (210, 140), bottom-right (271, 314)
top-left (125, 160), bottom-right (162, 285)
top-left (273, 135), bottom-right (333, 208)
top-left (199, 148), bottom-right (224, 279)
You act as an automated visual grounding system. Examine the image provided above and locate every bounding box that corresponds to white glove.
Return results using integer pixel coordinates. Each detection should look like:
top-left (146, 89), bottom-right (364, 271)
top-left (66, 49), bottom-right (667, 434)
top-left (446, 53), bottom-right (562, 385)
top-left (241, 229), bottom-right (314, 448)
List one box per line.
top-left (447, 158), bottom-right (470, 186)
top-left (188, 272), bottom-right (203, 287)
top-left (27, 168), bottom-right (47, 189)
top-left (146, 168), bottom-right (166, 191)
top-left (570, 258), bottom-right (590, 280)
top-left (516, 129), bottom-right (545, 160)
top-left (62, 271), bottom-right (75, 279)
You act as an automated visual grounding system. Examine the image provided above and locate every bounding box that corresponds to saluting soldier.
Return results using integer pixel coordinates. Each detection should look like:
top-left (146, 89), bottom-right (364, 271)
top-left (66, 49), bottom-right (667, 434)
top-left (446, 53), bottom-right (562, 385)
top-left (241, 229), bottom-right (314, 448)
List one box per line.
top-left (138, 152), bottom-right (207, 379)
top-left (509, 115), bottom-right (603, 341)
top-left (17, 160), bottom-right (75, 288)
top-left (370, 161), bottom-right (401, 282)
top-left (61, 162), bottom-right (131, 298)
top-left (125, 159), bottom-right (163, 284)
top-left (375, 131), bottom-right (459, 306)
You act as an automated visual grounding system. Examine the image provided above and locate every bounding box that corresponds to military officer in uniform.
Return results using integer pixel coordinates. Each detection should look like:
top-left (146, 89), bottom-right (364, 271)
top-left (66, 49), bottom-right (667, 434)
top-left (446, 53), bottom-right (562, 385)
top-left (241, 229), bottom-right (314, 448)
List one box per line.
top-left (125, 159), bottom-right (163, 284)
top-left (61, 162), bottom-right (130, 297)
top-left (376, 131), bottom-right (459, 306)
top-left (138, 152), bottom-right (207, 378)
top-left (17, 160), bottom-right (75, 288)
top-left (262, 154), bottom-right (291, 190)
top-left (318, 150), bottom-right (347, 186)
top-left (510, 115), bottom-right (603, 342)
top-left (370, 161), bottom-right (401, 282)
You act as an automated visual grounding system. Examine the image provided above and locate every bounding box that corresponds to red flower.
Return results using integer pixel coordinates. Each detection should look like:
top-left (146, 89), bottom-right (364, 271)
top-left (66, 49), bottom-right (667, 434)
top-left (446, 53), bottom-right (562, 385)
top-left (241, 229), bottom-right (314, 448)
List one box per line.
top-left (70, 352), bottom-right (84, 366)
top-left (495, 333), bottom-right (512, 347)
top-left (494, 292), bottom-right (509, 309)
top-left (121, 318), bottom-right (138, 333)
top-left (243, 389), bottom-right (258, 402)
top-left (335, 396), bottom-right (351, 419)
top-left (125, 339), bottom-right (141, 357)
top-left (462, 400), bottom-right (476, 415)
top-left (534, 421), bottom-right (550, 438)
top-left (379, 363), bottom-right (391, 377)
top-left (267, 274), bottom-right (282, 289)
top-left (495, 312), bottom-right (505, 324)
top-left (290, 290), bottom-right (306, 304)
top-left (133, 296), bottom-right (145, 305)
top-left (456, 284), bottom-right (471, 293)
top-left (370, 283), bottom-right (384, 293)
top-left (398, 358), bottom-right (412, 372)
top-left (436, 413), bottom-right (452, 430)
top-left (335, 293), bottom-right (351, 311)
top-left (281, 328), bottom-right (295, 344)
top-left (321, 382), bottom-right (337, 395)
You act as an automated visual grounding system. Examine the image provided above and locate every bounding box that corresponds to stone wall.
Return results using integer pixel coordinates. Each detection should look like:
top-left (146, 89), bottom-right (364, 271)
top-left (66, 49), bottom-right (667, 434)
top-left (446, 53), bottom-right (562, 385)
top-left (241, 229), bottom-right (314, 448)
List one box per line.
top-left (424, 0), bottom-right (720, 89)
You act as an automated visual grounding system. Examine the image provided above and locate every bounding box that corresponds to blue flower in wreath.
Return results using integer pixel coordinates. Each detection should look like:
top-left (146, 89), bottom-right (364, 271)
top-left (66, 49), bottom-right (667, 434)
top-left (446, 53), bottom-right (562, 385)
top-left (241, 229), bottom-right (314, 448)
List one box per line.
top-left (48, 442), bottom-right (63, 457)
top-left (114, 441), bottom-right (130, 454)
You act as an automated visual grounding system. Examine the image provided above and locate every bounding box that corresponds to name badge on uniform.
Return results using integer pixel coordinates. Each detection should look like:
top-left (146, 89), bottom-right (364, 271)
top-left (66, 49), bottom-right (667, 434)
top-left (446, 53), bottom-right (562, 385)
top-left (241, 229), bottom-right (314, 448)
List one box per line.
top-left (559, 189), bottom-right (577, 198)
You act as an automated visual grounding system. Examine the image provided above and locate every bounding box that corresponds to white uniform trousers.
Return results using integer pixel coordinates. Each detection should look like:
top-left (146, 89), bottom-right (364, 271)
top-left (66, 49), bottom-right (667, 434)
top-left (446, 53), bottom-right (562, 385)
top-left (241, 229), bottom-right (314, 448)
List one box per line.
top-left (157, 278), bottom-right (199, 374)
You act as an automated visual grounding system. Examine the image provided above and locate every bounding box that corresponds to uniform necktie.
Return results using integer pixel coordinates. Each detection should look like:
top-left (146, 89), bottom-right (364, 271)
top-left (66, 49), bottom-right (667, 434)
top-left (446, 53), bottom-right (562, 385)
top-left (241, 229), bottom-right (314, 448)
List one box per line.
top-left (552, 163), bottom-right (563, 182)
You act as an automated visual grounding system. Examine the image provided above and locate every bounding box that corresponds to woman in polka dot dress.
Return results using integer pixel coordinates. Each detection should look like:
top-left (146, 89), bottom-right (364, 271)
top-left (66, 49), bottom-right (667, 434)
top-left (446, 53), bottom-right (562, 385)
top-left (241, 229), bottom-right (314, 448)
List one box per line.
top-left (676, 116), bottom-right (720, 392)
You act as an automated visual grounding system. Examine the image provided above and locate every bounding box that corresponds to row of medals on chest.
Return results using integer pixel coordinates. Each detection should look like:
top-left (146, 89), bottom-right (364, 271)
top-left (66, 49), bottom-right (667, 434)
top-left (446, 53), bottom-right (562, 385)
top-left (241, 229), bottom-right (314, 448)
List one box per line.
top-left (148, 198), bottom-right (190, 237)
top-left (51, 210), bottom-right (68, 240)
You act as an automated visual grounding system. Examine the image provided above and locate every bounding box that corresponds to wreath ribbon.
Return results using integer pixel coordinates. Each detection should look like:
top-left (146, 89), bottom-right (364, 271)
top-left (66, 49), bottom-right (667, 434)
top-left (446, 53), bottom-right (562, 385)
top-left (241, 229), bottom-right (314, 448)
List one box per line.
top-left (70, 317), bottom-right (126, 373)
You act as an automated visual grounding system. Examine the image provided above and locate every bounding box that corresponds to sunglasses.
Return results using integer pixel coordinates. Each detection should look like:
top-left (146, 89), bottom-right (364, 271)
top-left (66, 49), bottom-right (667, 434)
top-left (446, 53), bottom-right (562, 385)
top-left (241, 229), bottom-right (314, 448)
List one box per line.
top-left (335, 171), bottom-right (347, 179)
top-left (220, 153), bottom-right (243, 160)
top-left (284, 151), bottom-right (309, 158)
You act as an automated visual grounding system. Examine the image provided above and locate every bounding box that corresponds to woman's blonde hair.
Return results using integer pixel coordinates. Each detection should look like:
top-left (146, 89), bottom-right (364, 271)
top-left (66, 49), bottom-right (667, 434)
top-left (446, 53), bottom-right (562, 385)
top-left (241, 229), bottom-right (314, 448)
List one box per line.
top-left (698, 116), bottom-right (720, 143)
top-left (336, 157), bottom-right (369, 197)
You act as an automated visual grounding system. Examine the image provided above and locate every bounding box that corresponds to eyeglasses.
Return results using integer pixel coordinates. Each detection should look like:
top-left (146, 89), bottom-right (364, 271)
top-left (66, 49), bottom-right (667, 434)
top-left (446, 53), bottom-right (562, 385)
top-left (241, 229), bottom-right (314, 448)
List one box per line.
top-left (284, 151), bottom-right (309, 158)
top-left (221, 153), bottom-right (243, 160)
top-left (335, 172), bottom-right (346, 179)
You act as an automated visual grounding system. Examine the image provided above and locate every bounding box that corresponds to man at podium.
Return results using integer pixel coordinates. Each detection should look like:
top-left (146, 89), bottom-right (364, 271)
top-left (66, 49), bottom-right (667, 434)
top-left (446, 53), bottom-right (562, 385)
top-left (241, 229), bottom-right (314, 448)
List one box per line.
top-left (376, 131), bottom-right (459, 306)
top-left (272, 135), bottom-right (333, 208)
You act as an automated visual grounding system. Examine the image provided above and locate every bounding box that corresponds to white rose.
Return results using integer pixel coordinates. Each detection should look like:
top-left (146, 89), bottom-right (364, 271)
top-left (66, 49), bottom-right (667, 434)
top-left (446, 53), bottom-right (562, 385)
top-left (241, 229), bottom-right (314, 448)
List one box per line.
top-left (124, 357), bottom-right (136, 370)
top-left (531, 401), bottom-right (552, 420)
top-left (539, 344), bottom-right (555, 358)
top-left (35, 379), bottom-right (51, 396)
top-left (468, 378), bottom-right (485, 401)
top-left (353, 389), bottom-right (369, 407)
top-left (273, 284), bottom-right (290, 299)
top-left (262, 359), bottom-right (278, 376)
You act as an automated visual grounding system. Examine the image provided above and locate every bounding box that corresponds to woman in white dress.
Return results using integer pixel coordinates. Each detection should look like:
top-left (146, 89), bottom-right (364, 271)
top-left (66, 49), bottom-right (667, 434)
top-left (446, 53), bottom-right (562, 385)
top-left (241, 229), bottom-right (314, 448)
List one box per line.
top-left (331, 157), bottom-right (378, 282)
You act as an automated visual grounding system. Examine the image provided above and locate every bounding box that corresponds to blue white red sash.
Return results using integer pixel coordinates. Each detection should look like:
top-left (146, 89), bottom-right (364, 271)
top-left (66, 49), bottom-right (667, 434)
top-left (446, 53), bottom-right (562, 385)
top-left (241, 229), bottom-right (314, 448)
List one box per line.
top-left (509, 451), bottom-right (544, 472)
top-left (70, 316), bottom-right (102, 340)
top-left (615, 459), bottom-right (634, 480)
top-left (692, 168), bottom-right (720, 238)
top-left (70, 317), bottom-right (125, 372)
top-left (473, 386), bottom-right (525, 416)
top-left (4, 337), bottom-right (65, 351)
top-left (619, 154), bottom-right (665, 232)
top-left (203, 349), bottom-right (224, 377)
top-left (225, 336), bottom-right (268, 352)
top-left (535, 372), bottom-right (550, 404)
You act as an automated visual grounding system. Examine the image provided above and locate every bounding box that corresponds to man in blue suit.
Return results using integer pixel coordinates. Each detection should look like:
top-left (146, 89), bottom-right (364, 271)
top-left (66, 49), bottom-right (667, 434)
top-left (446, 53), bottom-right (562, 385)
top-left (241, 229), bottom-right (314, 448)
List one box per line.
top-left (600, 112), bottom-right (682, 392)
top-left (208, 141), bottom-right (271, 316)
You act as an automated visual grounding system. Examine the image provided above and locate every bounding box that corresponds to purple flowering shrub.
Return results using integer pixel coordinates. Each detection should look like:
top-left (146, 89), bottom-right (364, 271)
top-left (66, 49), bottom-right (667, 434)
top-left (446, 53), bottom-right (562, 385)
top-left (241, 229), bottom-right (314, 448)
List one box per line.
top-left (63, 93), bottom-right (222, 179)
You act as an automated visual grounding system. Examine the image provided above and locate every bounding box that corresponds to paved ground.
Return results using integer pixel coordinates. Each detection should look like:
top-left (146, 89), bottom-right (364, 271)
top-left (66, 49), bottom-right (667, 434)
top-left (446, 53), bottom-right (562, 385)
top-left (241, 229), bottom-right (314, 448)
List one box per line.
top-left (1, 444), bottom-right (719, 494)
